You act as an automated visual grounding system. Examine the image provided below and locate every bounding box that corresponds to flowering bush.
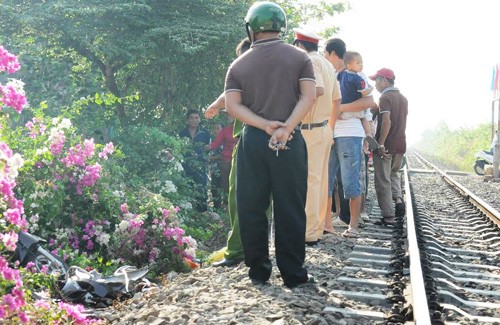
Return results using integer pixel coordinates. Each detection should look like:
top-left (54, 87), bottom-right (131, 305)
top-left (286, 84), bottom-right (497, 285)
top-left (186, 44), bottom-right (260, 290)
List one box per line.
top-left (109, 201), bottom-right (197, 275)
top-left (10, 112), bottom-right (197, 275)
top-left (11, 115), bottom-right (119, 268)
top-left (0, 46), bottom-right (98, 324)
top-left (0, 141), bottom-right (29, 323)
top-left (0, 45), bottom-right (208, 325)
top-left (115, 125), bottom-right (228, 244)
top-left (0, 46), bottom-right (27, 113)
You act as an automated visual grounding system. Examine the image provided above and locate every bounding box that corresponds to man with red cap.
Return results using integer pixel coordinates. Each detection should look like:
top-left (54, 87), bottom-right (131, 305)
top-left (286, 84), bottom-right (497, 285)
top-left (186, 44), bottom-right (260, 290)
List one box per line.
top-left (369, 68), bottom-right (408, 226)
top-left (293, 28), bottom-right (341, 245)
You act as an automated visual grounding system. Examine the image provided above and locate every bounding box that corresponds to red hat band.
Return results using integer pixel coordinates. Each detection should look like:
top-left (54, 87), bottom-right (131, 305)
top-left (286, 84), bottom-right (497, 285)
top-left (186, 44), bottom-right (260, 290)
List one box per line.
top-left (295, 34), bottom-right (319, 44)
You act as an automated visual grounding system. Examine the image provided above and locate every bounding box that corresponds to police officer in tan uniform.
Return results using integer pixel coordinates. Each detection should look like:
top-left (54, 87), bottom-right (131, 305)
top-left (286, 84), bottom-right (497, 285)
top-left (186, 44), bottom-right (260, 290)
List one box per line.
top-left (293, 28), bottom-right (341, 245)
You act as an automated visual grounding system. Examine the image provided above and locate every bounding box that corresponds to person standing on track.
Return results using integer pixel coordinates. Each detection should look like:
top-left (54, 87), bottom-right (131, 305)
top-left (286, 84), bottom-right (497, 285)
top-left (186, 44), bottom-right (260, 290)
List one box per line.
top-left (292, 28), bottom-right (340, 245)
top-left (225, 1), bottom-right (316, 288)
top-left (369, 68), bottom-right (408, 225)
top-left (204, 38), bottom-right (251, 268)
top-left (323, 38), bottom-right (376, 238)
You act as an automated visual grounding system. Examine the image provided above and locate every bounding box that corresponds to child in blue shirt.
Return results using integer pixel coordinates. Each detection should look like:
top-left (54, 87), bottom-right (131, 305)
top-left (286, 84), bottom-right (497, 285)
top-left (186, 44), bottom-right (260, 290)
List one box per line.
top-left (337, 51), bottom-right (373, 120)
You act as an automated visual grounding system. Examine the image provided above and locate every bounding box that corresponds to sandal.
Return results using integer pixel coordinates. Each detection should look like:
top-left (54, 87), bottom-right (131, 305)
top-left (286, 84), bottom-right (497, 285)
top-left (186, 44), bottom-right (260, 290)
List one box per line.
top-left (374, 217), bottom-right (395, 226)
top-left (342, 228), bottom-right (360, 238)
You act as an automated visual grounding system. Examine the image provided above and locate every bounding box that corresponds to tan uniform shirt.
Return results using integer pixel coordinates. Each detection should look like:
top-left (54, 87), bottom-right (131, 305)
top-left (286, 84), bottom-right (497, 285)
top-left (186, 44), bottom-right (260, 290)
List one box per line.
top-left (302, 51), bottom-right (341, 125)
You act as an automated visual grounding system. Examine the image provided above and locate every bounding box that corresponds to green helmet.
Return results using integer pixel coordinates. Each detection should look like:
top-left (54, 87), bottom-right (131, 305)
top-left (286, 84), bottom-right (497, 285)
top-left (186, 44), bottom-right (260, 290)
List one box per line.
top-left (245, 2), bottom-right (287, 35)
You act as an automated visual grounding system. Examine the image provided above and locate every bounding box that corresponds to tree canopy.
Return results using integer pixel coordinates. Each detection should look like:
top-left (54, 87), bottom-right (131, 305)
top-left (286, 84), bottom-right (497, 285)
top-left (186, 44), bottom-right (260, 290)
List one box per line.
top-left (1, 0), bottom-right (345, 132)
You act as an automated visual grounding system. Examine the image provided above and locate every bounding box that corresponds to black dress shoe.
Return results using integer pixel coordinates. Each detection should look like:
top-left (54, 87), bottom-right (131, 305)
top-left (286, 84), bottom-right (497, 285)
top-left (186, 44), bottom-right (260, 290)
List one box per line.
top-left (286, 274), bottom-right (316, 289)
top-left (250, 278), bottom-right (268, 286)
top-left (305, 240), bottom-right (319, 247)
top-left (212, 258), bottom-right (243, 267)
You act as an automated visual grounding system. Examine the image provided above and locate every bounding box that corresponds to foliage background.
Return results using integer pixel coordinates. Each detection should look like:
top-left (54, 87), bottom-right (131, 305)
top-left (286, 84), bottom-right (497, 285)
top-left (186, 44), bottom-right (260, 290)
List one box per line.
top-left (0, 1), bottom-right (346, 321)
top-left (412, 122), bottom-right (492, 172)
top-left (0, 0), bottom-right (346, 263)
top-left (0, 0), bottom-right (343, 131)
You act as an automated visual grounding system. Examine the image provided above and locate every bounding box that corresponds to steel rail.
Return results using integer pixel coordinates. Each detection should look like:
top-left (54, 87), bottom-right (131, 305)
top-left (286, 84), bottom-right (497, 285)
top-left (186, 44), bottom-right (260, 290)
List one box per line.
top-left (403, 164), bottom-right (432, 324)
top-left (410, 149), bottom-right (500, 227)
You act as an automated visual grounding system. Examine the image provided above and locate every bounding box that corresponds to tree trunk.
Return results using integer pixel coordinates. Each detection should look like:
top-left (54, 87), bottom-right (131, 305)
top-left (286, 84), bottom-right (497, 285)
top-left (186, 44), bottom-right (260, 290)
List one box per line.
top-left (104, 65), bottom-right (127, 126)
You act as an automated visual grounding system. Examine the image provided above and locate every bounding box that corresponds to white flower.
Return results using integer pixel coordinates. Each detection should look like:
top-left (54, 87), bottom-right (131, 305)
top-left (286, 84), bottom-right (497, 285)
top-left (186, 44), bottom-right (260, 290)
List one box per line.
top-left (10, 153), bottom-right (23, 168)
top-left (52, 117), bottom-right (60, 125)
top-left (6, 79), bottom-right (25, 94)
top-left (35, 147), bottom-right (49, 155)
top-left (163, 180), bottom-right (177, 194)
top-left (123, 212), bottom-right (134, 220)
top-left (97, 233), bottom-right (110, 246)
top-left (118, 220), bottom-right (129, 231)
top-left (30, 214), bottom-right (40, 223)
top-left (184, 247), bottom-right (196, 260)
top-left (59, 118), bottom-right (72, 129)
top-left (179, 201), bottom-right (192, 210)
top-left (150, 247), bottom-right (160, 257)
top-left (183, 235), bottom-right (197, 248)
top-left (48, 128), bottom-right (64, 144)
top-left (2, 153), bottom-right (24, 178)
top-left (54, 228), bottom-right (69, 241)
top-left (174, 162), bottom-right (184, 172)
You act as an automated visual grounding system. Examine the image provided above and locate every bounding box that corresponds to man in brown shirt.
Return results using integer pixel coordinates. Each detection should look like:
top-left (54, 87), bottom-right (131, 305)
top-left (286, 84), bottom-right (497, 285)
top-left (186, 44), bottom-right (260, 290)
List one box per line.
top-left (369, 68), bottom-right (408, 225)
top-left (225, 2), bottom-right (316, 288)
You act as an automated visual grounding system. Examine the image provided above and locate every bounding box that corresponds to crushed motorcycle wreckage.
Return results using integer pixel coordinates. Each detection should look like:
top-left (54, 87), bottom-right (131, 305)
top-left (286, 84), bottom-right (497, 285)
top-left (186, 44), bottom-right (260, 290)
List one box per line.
top-left (14, 232), bottom-right (154, 307)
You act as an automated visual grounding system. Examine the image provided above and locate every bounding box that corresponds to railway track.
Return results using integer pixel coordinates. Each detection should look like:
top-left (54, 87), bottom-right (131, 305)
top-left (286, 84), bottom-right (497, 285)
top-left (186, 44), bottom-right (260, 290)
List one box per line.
top-left (97, 149), bottom-right (500, 324)
top-left (328, 150), bottom-right (500, 324)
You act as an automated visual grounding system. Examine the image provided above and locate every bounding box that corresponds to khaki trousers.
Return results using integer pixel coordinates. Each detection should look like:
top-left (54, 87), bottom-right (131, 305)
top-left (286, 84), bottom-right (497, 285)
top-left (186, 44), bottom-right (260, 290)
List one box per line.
top-left (303, 126), bottom-right (333, 242)
top-left (373, 153), bottom-right (404, 217)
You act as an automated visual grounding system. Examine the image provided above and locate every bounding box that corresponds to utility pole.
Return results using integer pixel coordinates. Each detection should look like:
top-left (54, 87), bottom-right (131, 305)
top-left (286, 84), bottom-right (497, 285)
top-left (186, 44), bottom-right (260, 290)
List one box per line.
top-left (494, 100), bottom-right (500, 179)
top-left (492, 64), bottom-right (500, 180)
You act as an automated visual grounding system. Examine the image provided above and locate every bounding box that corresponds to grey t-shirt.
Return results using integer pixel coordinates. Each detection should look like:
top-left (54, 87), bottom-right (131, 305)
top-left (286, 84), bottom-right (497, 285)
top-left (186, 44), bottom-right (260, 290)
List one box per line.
top-left (225, 38), bottom-right (315, 122)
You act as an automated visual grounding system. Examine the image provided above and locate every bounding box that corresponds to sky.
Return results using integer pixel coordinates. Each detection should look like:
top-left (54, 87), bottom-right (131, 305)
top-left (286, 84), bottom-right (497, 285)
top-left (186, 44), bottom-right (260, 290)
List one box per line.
top-left (303, 0), bottom-right (500, 144)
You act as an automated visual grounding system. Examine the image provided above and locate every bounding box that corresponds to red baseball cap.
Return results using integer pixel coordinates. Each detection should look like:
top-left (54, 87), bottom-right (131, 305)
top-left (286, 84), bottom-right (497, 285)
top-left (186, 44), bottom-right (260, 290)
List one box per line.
top-left (369, 68), bottom-right (395, 80)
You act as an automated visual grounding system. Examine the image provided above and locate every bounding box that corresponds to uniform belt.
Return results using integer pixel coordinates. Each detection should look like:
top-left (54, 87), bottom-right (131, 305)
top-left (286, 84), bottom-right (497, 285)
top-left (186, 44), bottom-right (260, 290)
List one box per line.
top-left (301, 120), bottom-right (328, 130)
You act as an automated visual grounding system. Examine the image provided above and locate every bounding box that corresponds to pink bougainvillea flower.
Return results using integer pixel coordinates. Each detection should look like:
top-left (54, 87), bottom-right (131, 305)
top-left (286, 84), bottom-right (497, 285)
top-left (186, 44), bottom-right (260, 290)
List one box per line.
top-left (98, 142), bottom-right (114, 160)
top-left (0, 231), bottom-right (18, 251)
top-left (0, 84), bottom-right (28, 113)
top-left (34, 300), bottom-right (50, 310)
top-left (0, 46), bottom-right (21, 73)
top-left (120, 203), bottom-right (129, 214)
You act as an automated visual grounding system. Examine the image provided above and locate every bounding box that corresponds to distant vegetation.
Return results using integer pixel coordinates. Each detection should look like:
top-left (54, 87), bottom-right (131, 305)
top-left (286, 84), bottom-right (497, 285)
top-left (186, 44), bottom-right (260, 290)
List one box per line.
top-left (412, 122), bottom-right (492, 172)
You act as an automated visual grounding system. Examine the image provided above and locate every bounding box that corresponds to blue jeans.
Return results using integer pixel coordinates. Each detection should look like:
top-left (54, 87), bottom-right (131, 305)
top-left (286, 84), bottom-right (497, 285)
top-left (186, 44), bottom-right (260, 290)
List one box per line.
top-left (328, 137), bottom-right (363, 199)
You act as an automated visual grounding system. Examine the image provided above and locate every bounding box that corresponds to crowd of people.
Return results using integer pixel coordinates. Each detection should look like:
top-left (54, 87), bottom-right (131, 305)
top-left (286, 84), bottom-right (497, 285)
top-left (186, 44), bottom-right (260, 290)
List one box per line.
top-left (180, 1), bottom-right (408, 288)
